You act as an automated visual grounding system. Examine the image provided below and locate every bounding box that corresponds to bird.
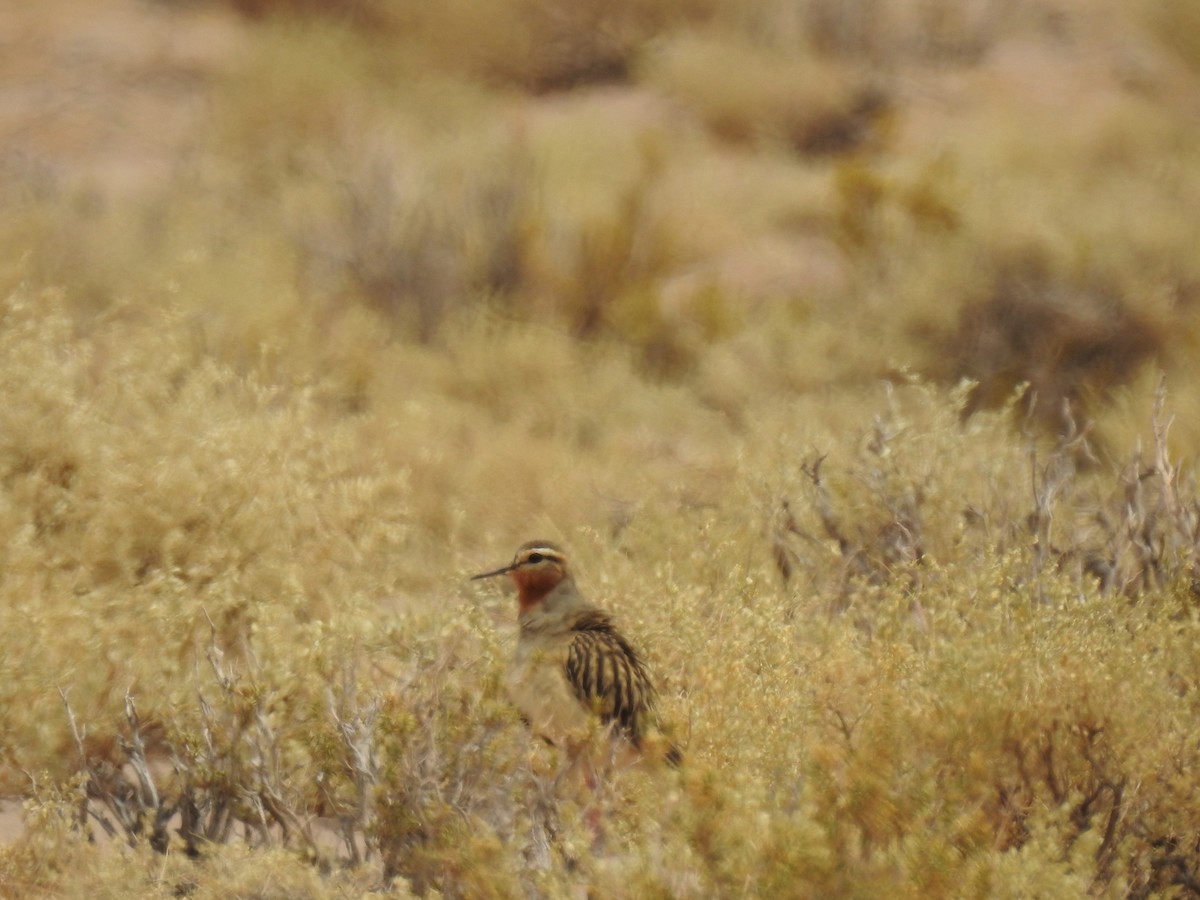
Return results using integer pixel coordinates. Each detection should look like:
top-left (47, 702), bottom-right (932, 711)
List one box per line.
top-left (472, 540), bottom-right (681, 768)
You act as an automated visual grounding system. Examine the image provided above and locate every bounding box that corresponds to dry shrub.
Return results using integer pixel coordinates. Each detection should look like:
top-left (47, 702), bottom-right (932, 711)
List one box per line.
top-left (207, 0), bottom-right (711, 91)
top-left (368, 612), bottom-right (568, 896)
top-left (563, 165), bottom-right (697, 363)
top-left (512, 139), bottom-right (723, 377)
top-left (793, 589), bottom-right (1200, 897)
top-left (833, 159), bottom-right (961, 255)
top-left (209, 22), bottom-right (382, 185)
top-left (5, 0), bottom-right (1200, 892)
top-left (4, 561), bottom-right (637, 897)
top-left (0, 288), bottom-right (410, 776)
top-left (798, 0), bottom-right (1031, 62)
top-left (381, 0), bottom-right (715, 93)
top-left (644, 31), bottom-right (892, 154)
top-left (761, 382), bottom-right (1200, 894)
top-left (1065, 388), bottom-right (1200, 598)
top-left (488, 0), bottom-right (716, 93)
top-left (832, 141), bottom-right (1195, 447)
top-left (769, 381), bottom-right (1018, 608)
top-left (937, 247), bottom-right (1166, 436)
top-left (772, 378), bottom-right (1200, 610)
top-left (220, 0), bottom-right (391, 29)
top-left (0, 183), bottom-right (172, 320)
top-left (0, 284), bottom-right (709, 894)
top-left (289, 125), bottom-right (538, 342)
top-left (1142, 0), bottom-right (1200, 75)
top-left (6, 289), bottom-right (1200, 895)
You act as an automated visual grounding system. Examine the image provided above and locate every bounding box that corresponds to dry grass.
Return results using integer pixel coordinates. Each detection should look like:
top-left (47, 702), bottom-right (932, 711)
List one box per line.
top-left (3, 0), bottom-right (1200, 896)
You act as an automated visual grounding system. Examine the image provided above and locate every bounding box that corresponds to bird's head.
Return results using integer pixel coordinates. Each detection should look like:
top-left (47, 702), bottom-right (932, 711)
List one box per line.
top-left (471, 540), bottom-right (572, 614)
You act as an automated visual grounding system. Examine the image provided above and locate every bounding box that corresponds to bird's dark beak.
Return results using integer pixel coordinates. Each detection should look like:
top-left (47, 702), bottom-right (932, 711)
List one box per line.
top-left (471, 563), bottom-right (515, 581)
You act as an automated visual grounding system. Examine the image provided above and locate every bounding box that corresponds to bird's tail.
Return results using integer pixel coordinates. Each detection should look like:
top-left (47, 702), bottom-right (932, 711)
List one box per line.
top-left (641, 724), bottom-right (683, 768)
top-left (665, 741), bottom-right (683, 769)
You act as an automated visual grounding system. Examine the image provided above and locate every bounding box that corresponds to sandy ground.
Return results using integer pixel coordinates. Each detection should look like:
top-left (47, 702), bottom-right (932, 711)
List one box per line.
top-left (0, 0), bottom-right (244, 196)
top-left (0, 800), bottom-right (21, 844)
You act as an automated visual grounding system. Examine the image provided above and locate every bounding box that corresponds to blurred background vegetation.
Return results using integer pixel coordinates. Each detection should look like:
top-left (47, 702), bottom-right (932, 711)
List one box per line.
top-left (2, 0), bottom-right (1200, 896)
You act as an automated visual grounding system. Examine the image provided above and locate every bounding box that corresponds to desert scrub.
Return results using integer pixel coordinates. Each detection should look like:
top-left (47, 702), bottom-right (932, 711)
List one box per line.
top-left (4, 186), bottom-right (1200, 900)
top-left (643, 31), bottom-right (890, 155)
top-left (6, 302), bottom-right (1200, 894)
top-left (6, 0), bottom-right (1200, 893)
top-left (0, 288), bottom-right (408, 777)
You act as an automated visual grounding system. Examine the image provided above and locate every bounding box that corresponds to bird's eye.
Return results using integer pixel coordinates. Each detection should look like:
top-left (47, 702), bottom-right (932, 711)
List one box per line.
top-left (527, 553), bottom-right (544, 564)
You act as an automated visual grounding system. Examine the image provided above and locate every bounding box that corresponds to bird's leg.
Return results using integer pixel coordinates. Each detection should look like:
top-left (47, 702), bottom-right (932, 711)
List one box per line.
top-left (581, 750), bottom-right (607, 853)
top-left (559, 737), bottom-right (609, 853)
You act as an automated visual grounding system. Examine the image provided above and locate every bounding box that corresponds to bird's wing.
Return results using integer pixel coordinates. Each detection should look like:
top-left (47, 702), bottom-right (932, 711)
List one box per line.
top-left (563, 611), bottom-right (655, 746)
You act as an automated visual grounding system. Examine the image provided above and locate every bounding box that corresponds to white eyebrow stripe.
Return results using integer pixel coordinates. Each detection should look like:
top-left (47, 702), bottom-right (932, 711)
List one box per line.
top-left (521, 547), bottom-right (565, 562)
